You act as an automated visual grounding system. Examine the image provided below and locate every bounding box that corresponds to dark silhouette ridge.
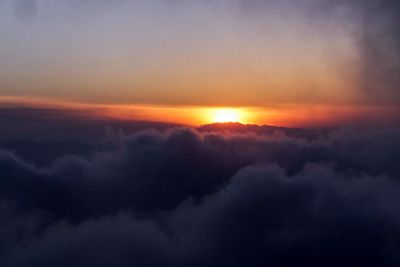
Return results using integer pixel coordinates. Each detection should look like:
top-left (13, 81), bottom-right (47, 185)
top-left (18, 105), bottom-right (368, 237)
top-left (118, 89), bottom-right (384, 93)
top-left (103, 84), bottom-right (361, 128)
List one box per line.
top-left (198, 122), bottom-right (330, 140)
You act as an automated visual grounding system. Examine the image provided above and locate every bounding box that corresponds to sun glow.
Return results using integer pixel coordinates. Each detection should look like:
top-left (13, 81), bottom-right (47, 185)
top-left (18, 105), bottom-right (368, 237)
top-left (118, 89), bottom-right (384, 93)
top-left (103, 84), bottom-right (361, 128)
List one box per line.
top-left (211, 108), bottom-right (242, 123)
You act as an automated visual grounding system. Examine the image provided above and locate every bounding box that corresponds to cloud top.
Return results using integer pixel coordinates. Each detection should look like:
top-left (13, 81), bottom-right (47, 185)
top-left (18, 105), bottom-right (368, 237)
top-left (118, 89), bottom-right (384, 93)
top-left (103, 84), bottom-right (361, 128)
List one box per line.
top-left (0, 120), bottom-right (400, 266)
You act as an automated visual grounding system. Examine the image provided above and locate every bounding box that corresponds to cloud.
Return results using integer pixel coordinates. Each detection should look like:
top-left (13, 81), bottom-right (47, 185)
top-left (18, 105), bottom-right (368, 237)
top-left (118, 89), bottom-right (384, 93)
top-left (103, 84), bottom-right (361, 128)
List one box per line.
top-left (3, 164), bottom-right (400, 266)
top-left (4, 215), bottom-right (176, 267)
top-left (355, 0), bottom-right (400, 105)
top-left (1, 122), bottom-right (400, 266)
top-left (313, 0), bottom-right (400, 105)
top-left (0, 107), bottom-right (181, 142)
top-left (165, 165), bottom-right (399, 266)
top-left (236, 0), bottom-right (400, 105)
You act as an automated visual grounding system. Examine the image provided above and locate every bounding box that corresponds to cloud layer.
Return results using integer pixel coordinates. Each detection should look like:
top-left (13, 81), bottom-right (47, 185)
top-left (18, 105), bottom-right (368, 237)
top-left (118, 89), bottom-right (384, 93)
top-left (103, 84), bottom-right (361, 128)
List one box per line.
top-left (1, 120), bottom-right (400, 266)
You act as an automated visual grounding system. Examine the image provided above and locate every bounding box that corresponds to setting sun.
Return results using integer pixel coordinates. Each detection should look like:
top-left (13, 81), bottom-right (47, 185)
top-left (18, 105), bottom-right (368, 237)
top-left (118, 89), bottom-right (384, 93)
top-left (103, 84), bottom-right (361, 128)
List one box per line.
top-left (211, 109), bottom-right (242, 123)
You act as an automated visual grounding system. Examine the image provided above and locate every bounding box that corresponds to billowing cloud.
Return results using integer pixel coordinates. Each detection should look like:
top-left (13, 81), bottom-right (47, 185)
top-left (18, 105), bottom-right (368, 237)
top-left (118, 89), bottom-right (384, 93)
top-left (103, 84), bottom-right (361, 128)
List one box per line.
top-left (0, 118), bottom-right (400, 266)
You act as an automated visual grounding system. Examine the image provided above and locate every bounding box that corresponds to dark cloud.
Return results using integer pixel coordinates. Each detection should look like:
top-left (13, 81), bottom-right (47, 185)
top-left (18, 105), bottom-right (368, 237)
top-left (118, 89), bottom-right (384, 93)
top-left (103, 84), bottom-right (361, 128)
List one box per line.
top-left (319, 0), bottom-right (400, 105)
top-left (0, 108), bottom-right (182, 142)
top-left (2, 164), bottom-right (400, 266)
top-left (237, 0), bottom-right (400, 105)
top-left (3, 215), bottom-right (176, 267)
top-left (169, 165), bottom-right (400, 267)
top-left (0, 118), bottom-right (400, 266)
top-left (355, 0), bottom-right (400, 105)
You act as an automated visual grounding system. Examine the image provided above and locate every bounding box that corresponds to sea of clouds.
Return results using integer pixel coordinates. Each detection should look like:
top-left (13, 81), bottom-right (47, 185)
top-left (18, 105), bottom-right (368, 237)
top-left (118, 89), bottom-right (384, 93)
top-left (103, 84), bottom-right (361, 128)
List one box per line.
top-left (0, 109), bottom-right (399, 266)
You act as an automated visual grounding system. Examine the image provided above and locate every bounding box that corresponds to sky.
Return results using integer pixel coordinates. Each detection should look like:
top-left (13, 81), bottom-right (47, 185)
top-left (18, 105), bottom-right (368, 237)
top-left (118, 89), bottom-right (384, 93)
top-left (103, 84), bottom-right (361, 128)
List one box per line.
top-left (1, 1), bottom-right (400, 266)
top-left (0, 0), bottom-right (399, 125)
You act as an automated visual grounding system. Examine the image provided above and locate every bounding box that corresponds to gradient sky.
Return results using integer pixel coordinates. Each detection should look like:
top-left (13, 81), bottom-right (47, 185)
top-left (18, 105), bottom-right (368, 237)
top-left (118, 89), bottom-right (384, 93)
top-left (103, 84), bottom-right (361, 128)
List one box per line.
top-left (0, 0), bottom-right (399, 125)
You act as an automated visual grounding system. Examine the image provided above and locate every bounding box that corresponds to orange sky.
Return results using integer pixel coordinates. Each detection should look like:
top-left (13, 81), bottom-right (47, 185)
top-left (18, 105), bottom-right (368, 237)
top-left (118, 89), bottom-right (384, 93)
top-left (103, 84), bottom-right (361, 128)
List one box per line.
top-left (1, 96), bottom-right (398, 127)
top-left (0, 1), bottom-right (399, 127)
